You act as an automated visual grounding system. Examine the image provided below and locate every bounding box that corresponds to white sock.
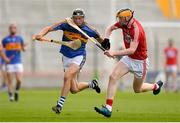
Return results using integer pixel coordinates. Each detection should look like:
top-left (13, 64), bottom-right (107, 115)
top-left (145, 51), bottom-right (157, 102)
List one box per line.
top-left (88, 81), bottom-right (95, 88)
top-left (106, 104), bottom-right (112, 112)
top-left (155, 83), bottom-right (159, 90)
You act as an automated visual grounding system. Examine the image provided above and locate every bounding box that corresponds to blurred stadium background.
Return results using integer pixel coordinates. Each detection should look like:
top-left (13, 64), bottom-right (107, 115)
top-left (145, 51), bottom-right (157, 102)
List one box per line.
top-left (0, 0), bottom-right (180, 89)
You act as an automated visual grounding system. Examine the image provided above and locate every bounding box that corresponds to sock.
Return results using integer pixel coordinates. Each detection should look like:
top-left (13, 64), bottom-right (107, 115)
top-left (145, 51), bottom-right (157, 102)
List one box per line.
top-left (153, 83), bottom-right (159, 91)
top-left (88, 81), bottom-right (95, 88)
top-left (106, 99), bottom-right (113, 111)
top-left (57, 96), bottom-right (66, 108)
top-left (8, 92), bottom-right (13, 97)
top-left (15, 82), bottom-right (21, 93)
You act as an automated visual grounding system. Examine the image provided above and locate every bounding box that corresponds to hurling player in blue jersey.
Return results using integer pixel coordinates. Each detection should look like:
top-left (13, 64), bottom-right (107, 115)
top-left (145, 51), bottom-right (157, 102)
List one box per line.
top-left (2, 23), bottom-right (26, 101)
top-left (34, 8), bottom-right (110, 114)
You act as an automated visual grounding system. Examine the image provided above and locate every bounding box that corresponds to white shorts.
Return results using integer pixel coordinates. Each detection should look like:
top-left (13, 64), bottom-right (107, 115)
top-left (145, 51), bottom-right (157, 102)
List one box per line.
top-left (166, 65), bottom-right (177, 73)
top-left (6, 63), bottom-right (24, 73)
top-left (62, 55), bottom-right (86, 70)
top-left (120, 56), bottom-right (149, 79)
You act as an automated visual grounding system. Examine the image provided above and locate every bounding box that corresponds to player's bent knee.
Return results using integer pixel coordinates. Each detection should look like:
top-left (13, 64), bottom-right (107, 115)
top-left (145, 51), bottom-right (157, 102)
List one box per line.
top-left (70, 88), bottom-right (79, 94)
top-left (133, 89), bottom-right (141, 93)
top-left (109, 73), bottom-right (118, 82)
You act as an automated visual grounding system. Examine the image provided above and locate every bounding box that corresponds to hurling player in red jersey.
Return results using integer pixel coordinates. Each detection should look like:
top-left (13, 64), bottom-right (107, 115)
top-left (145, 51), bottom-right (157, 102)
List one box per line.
top-left (164, 39), bottom-right (178, 92)
top-left (95, 8), bottom-right (164, 117)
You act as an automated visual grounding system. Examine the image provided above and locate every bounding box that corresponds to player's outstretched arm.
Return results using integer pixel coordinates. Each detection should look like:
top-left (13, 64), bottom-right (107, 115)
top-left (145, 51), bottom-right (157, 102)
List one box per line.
top-left (101, 25), bottom-right (119, 50)
top-left (33, 20), bottom-right (66, 41)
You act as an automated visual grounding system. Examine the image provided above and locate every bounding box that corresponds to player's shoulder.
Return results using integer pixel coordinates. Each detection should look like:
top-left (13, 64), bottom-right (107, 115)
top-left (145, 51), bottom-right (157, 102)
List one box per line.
top-left (2, 35), bottom-right (10, 42)
top-left (59, 19), bottom-right (68, 25)
top-left (52, 19), bottom-right (68, 29)
top-left (164, 47), bottom-right (168, 52)
top-left (133, 19), bottom-right (142, 28)
top-left (173, 47), bottom-right (178, 51)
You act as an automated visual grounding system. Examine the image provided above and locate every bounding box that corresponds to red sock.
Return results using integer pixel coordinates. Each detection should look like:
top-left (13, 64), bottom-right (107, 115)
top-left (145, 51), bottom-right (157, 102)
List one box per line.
top-left (106, 99), bottom-right (113, 106)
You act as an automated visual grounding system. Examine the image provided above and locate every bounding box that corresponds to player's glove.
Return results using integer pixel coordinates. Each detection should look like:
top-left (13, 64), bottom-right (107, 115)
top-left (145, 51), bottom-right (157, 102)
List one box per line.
top-left (101, 38), bottom-right (110, 50)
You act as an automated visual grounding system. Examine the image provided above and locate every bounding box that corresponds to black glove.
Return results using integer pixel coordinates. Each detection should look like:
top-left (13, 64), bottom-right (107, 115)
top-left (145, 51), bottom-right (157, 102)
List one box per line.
top-left (101, 38), bottom-right (110, 50)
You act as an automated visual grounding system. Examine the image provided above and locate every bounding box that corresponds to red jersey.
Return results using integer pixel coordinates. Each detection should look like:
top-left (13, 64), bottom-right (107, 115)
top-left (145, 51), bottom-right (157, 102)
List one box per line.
top-left (114, 19), bottom-right (147, 60)
top-left (164, 47), bottom-right (178, 65)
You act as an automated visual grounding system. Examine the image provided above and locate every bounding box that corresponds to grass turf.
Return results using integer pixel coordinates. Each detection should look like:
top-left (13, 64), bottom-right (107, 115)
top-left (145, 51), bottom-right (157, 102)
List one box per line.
top-left (0, 89), bottom-right (180, 122)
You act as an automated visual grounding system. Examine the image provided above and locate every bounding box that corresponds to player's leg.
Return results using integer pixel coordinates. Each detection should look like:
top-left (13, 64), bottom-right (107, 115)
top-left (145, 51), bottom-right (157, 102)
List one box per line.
top-left (70, 74), bottom-right (87, 93)
top-left (6, 64), bottom-right (15, 101)
top-left (65, 54), bottom-right (100, 94)
top-left (52, 63), bottom-right (79, 114)
top-left (69, 54), bottom-right (99, 93)
top-left (106, 62), bottom-right (129, 100)
top-left (133, 75), bottom-right (154, 92)
top-left (70, 73), bottom-right (100, 94)
top-left (95, 61), bottom-right (129, 117)
top-left (6, 72), bottom-right (14, 101)
top-left (14, 72), bottom-right (23, 101)
top-left (171, 71), bottom-right (178, 92)
top-left (61, 63), bottom-right (79, 96)
top-left (132, 59), bottom-right (163, 94)
top-left (14, 64), bottom-right (23, 101)
top-left (1, 65), bottom-right (7, 91)
top-left (165, 68), bottom-right (170, 92)
top-left (133, 76), bottom-right (163, 95)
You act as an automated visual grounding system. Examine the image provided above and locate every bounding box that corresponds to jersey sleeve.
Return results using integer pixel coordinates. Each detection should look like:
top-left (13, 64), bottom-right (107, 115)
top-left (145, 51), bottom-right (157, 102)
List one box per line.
top-left (92, 31), bottom-right (100, 38)
top-left (113, 22), bottom-right (121, 28)
top-left (2, 38), bottom-right (6, 48)
top-left (92, 30), bottom-right (103, 43)
top-left (52, 22), bottom-right (66, 31)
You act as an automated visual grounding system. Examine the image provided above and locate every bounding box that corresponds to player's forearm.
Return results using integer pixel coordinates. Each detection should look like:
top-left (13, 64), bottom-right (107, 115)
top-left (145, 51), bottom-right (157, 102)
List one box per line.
top-left (20, 42), bottom-right (28, 52)
top-left (114, 48), bottom-right (135, 56)
top-left (0, 50), bottom-right (8, 62)
top-left (37, 26), bottom-right (52, 37)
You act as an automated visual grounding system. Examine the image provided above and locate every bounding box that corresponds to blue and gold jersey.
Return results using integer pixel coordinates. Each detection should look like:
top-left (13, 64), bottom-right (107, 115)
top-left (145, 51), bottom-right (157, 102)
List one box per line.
top-left (53, 22), bottom-right (100, 58)
top-left (2, 35), bottom-right (24, 64)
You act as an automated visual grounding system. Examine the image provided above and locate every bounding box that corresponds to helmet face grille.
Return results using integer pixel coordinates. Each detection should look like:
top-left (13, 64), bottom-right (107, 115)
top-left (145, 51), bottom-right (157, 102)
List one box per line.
top-left (72, 8), bottom-right (85, 17)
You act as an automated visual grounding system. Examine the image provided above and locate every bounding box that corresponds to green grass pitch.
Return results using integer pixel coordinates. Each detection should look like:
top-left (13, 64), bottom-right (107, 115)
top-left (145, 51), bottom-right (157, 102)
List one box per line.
top-left (0, 89), bottom-right (180, 122)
